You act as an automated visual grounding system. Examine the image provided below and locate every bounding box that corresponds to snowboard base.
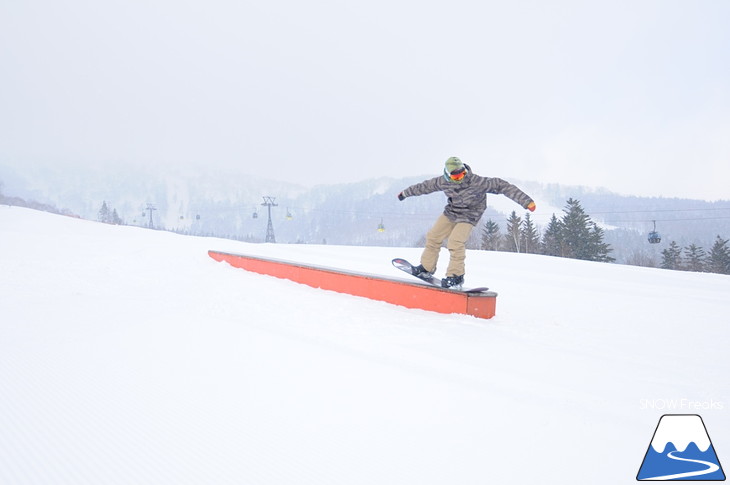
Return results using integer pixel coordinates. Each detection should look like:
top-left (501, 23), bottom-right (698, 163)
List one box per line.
top-left (392, 258), bottom-right (489, 293)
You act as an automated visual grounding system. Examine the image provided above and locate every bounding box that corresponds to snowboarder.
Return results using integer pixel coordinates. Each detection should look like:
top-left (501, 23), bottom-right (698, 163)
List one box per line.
top-left (397, 157), bottom-right (536, 289)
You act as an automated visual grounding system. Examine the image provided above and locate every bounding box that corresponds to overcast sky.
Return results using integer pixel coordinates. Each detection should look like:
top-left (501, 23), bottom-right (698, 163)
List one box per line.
top-left (1, 0), bottom-right (728, 201)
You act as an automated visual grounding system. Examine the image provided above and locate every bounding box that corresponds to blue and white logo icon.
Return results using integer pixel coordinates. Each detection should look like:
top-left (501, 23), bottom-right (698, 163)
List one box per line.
top-left (637, 414), bottom-right (725, 481)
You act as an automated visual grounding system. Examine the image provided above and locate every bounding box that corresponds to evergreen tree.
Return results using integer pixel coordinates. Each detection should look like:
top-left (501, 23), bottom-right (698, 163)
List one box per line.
top-left (588, 222), bottom-right (615, 262)
top-left (561, 198), bottom-right (594, 261)
top-left (706, 236), bottom-right (730, 275)
top-left (660, 241), bottom-right (683, 270)
top-left (503, 211), bottom-right (522, 252)
top-left (683, 243), bottom-right (706, 272)
top-left (98, 201), bottom-right (111, 223)
top-left (540, 214), bottom-right (563, 257)
top-left (480, 219), bottom-right (501, 251)
top-left (520, 212), bottom-right (541, 254)
top-left (111, 208), bottom-right (123, 225)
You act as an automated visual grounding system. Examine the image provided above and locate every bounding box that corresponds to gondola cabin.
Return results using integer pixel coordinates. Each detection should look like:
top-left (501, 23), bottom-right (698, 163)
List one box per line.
top-left (648, 220), bottom-right (661, 244)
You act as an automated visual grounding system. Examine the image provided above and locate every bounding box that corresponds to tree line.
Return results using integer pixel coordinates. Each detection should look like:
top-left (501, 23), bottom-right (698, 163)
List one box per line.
top-left (11, 191), bottom-right (730, 276)
top-left (479, 198), bottom-right (615, 263)
top-left (659, 237), bottom-right (730, 274)
top-left (479, 197), bottom-right (730, 276)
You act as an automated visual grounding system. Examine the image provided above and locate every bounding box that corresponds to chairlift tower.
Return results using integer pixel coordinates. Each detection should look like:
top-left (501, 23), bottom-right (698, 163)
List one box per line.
top-left (144, 203), bottom-right (157, 229)
top-left (261, 196), bottom-right (278, 243)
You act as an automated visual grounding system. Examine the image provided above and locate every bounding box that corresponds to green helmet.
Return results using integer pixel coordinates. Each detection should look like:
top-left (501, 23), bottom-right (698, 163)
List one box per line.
top-left (443, 156), bottom-right (467, 183)
top-left (445, 156), bottom-right (463, 173)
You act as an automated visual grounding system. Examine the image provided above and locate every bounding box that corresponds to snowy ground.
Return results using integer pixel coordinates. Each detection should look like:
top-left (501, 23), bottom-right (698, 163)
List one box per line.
top-left (1, 206), bottom-right (728, 484)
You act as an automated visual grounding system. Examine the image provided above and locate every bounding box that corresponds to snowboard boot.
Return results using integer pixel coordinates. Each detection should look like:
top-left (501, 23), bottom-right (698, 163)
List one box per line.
top-left (441, 274), bottom-right (464, 290)
top-left (411, 264), bottom-right (433, 278)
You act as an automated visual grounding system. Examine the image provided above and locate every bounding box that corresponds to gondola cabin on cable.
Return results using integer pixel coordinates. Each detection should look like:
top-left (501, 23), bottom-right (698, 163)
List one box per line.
top-left (648, 220), bottom-right (661, 244)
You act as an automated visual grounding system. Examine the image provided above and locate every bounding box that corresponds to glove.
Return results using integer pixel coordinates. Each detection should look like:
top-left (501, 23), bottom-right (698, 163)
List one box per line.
top-left (527, 201), bottom-right (536, 212)
top-left (397, 192), bottom-right (406, 201)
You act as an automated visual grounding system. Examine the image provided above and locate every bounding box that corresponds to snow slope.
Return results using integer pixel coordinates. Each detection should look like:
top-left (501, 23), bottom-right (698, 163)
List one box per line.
top-left (1, 206), bottom-right (728, 484)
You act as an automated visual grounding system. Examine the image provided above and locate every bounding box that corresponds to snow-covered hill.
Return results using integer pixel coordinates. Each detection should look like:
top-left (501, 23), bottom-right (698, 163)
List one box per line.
top-left (1, 207), bottom-right (728, 484)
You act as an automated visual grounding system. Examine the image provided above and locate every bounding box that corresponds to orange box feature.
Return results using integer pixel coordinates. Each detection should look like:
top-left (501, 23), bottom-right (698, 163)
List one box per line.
top-left (208, 250), bottom-right (498, 319)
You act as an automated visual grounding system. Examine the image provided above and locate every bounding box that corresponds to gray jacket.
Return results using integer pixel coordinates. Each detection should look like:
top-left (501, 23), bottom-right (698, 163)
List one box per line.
top-left (402, 165), bottom-right (534, 225)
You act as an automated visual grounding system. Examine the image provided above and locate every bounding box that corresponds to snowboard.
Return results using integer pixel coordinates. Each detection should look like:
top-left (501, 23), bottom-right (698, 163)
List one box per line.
top-left (391, 258), bottom-right (490, 293)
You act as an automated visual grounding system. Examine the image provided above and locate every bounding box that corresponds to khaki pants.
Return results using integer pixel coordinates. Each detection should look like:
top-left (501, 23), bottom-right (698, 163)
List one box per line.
top-left (420, 214), bottom-right (474, 277)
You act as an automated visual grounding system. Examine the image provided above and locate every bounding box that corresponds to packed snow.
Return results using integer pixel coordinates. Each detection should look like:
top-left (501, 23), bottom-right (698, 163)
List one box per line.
top-left (1, 206), bottom-right (728, 484)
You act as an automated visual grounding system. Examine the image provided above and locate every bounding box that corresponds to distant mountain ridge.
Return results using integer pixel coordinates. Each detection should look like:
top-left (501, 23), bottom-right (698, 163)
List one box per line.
top-left (2, 162), bottom-right (729, 264)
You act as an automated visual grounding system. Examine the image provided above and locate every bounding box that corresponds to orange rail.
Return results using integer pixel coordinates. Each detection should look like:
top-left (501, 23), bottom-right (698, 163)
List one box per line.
top-left (208, 250), bottom-right (498, 319)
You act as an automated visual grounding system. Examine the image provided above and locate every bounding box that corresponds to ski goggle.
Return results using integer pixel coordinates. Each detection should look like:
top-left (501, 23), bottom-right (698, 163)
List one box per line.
top-left (449, 168), bottom-right (467, 181)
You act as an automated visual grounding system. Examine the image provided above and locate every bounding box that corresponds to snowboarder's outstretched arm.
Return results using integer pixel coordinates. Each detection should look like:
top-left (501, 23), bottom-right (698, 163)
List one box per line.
top-left (398, 176), bottom-right (445, 200)
top-left (475, 177), bottom-right (535, 211)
